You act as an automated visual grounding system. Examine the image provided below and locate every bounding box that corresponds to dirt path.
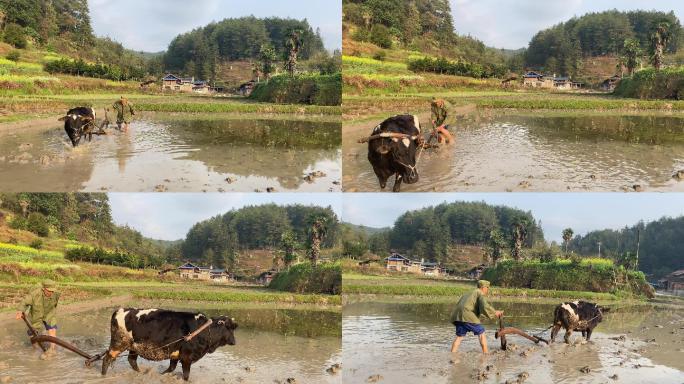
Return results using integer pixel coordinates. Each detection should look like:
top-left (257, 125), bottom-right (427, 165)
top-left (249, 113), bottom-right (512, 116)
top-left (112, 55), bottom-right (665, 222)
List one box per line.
top-left (0, 294), bottom-right (131, 326)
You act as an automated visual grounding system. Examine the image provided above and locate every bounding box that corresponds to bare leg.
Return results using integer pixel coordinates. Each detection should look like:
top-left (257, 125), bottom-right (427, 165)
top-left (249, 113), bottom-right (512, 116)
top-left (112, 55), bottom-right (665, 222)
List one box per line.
top-left (162, 359), bottom-right (179, 374)
top-left (479, 333), bottom-right (488, 354)
top-left (47, 329), bottom-right (57, 352)
top-left (437, 126), bottom-right (453, 144)
top-left (451, 336), bottom-right (464, 352)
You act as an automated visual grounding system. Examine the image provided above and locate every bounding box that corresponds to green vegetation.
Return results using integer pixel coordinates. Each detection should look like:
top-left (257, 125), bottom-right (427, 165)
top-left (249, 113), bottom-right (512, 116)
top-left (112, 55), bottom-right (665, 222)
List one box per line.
top-left (614, 67), bottom-right (684, 99)
top-left (570, 215), bottom-right (684, 279)
top-left (269, 262), bottom-right (341, 295)
top-left (132, 287), bottom-right (339, 306)
top-left (482, 260), bottom-right (653, 298)
top-left (408, 56), bottom-right (507, 79)
top-left (44, 58), bottom-right (145, 81)
top-left (250, 73), bottom-right (342, 106)
top-left (526, 10), bottom-right (682, 77)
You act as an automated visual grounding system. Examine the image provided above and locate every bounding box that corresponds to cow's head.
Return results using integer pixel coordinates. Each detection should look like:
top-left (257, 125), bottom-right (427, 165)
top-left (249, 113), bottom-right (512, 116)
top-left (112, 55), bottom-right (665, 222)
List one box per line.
top-left (214, 316), bottom-right (238, 345)
top-left (388, 134), bottom-right (420, 184)
top-left (595, 305), bottom-right (610, 322)
top-left (59, 114), bottom-right (93, 147)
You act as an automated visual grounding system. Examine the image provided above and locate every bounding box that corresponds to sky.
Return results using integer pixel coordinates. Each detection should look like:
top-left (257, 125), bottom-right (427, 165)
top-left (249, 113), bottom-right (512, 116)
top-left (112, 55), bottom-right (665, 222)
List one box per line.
top-left (451, 0), bottom-right (684, 49)
top-left (109, 193), bottom-right (342, 241)
top-left (343, 193), bottom-right (684, 243)
top-left (88, 0), bottom-right (342, 52)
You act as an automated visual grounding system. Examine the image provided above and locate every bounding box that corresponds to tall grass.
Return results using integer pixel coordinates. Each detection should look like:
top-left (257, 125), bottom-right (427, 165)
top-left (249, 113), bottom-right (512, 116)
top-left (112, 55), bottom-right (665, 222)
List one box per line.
top-left (133, 289), bottom-right (341, 305)
top-left (269, 261), bottom-right (341, 295)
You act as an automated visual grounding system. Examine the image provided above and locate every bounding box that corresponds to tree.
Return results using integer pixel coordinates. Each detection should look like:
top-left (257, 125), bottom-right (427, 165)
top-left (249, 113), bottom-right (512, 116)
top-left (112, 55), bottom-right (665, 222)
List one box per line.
top-left (621, 38), bottom-right (642, 75)
top-left (280, 231), bottom-right (299, 268)
top-left (485, 229), bottom-right (506, 266)
top-left (284, 29), bottom-right (303, 76)
top-left (562, 228), bottom-right (574, 254)
top-left (651, 22), bottom-right (671, 70)
top-left (308, 216), bottom-right (327, 266)
top-left (510, 218), bottom-right (529, 261)
top-left (258, 43), bottom-right (277, 80)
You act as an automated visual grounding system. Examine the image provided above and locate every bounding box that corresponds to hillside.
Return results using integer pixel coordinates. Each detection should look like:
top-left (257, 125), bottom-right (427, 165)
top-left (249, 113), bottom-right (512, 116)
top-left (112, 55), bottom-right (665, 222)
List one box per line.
top-left (525, 10), bottom-right (683, 78)
top-left (570, 216), bottom-right (684, 279)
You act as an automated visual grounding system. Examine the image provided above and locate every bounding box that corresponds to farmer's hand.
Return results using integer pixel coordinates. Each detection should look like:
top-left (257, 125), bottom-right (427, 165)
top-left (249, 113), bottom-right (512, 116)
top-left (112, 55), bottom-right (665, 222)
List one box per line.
top-left (15, 311), bottom-right (22, 320)
top-left (495, 311), bottom-right (504, 318)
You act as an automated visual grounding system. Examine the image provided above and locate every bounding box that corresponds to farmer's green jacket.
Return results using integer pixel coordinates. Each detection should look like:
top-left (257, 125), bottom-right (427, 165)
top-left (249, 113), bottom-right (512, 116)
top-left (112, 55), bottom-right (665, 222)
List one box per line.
top-left (450, 288), bottom-right (496, 324)
top-left (17, 287), bottom-right (60, 328)
top-left (431, 100), bottom-right (452, 126)
top-left (113, 100), bottom-right (135, 123)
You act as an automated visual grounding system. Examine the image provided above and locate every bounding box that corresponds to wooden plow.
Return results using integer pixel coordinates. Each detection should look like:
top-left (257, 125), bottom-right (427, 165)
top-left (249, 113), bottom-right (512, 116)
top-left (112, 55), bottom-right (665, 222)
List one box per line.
top-left (21, 312), bottom-right (106, 367)
top-left (494, 316), bottom-right (549, 351)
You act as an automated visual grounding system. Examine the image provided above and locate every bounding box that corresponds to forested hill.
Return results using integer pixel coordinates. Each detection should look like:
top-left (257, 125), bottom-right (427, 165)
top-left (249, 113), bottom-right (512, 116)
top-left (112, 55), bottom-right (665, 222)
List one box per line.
top-left (180, 204), bottom-right (339, 268)
top-left (342, 0), bottom-right (509, 67)
top-left (358, 201), bottom-right (543, 263)
top-left (526, 10), bottom-right (683, 76)
top-left (0, 0), bottom-right (151, 75)
top-left (570, 216), bottom-right (684, 279)
top-left (164, 17), bottom-right (327, 78)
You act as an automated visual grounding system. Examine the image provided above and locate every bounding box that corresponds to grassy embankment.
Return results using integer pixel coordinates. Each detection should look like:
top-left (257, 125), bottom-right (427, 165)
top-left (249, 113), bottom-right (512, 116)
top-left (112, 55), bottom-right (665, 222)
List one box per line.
top-left (0, 44), bottom-right (340, 124)
top-left (0, 240), bottom-right (340, 313)
top-left (342, 259), bottom-right (649, 303)
top-left (342, 43), bottom-right (684, 125)
top-left (269, 261), bottom-right (342, 295)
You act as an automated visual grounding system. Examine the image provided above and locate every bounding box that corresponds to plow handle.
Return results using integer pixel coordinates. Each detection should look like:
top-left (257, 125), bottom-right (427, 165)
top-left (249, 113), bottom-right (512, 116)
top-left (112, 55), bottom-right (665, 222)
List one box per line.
top-left (21, 312), bottom-right (47, 352)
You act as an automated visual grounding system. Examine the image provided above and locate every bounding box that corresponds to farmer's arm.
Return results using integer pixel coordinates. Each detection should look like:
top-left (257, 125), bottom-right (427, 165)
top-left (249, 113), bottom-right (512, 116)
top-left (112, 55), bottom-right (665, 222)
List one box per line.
top-left (15, 292), bottom-right (33, 319)
top-left (477, 293), bottom-right (498, 319)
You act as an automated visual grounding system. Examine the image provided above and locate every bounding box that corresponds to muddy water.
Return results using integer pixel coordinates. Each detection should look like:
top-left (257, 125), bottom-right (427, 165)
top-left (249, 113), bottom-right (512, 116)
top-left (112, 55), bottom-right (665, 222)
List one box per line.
top-left (343, 112), bottom-right (684, 192)
top-left (0, 305), bottom-right (341, 384)
top-left (0, 116), bottom-right (341, 192)
top-left (343, 301), bottom-right (684, 383)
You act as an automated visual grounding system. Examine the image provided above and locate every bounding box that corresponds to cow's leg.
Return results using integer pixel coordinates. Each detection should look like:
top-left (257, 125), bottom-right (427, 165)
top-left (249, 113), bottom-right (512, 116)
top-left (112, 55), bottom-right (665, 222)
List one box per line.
top-left (581, 330), bottom-right (586, 339)
top-left (550, 324), bottom-right (561, 343)
top-left (102, 349), bottom-right (121, 375)
top-left (585, 329), bottom-right (593, 341)
top-left (564, 328), bottom-right (573, 344)
top-left (392, 174), bottom-right (403, 192)
top-left (127, 352), bottom-right (140, 372)
top-left (181, 359), bottom-right (192, 381)
top-left (162, 359), bottom-right (179, 374)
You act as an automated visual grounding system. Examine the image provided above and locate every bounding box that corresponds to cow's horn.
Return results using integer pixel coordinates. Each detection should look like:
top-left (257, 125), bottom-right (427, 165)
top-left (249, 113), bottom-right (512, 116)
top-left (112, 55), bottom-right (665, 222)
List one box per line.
top-left (58, 116), bottom-right (68, 121)
top-left (231, 317), bottom-right (235, 322)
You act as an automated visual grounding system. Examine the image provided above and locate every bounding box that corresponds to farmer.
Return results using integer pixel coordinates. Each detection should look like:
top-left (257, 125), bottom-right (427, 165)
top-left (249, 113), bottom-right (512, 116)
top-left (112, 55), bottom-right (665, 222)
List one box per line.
top-left (450, 280), bottom-right (503, 354)
top-left (113, 96), bottom-right (135, 132)
top-left (430, 97), bottom-right (455, 144)
top-left (15, 279), bottom-right (60, 357)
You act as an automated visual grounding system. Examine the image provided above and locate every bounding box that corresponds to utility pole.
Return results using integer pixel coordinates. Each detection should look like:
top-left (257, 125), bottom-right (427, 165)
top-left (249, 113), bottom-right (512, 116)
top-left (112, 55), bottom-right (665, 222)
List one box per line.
top-left (597, 241), bottom-right (601, 258)
top-left (635, 229), bottom-right (640, 270)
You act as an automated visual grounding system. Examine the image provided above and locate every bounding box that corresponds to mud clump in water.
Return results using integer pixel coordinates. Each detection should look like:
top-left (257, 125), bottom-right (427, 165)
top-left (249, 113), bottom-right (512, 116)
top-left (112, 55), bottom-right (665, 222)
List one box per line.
top-left (610, 335), bottom-right (626, 341)
top-left (304, 171), bottom-right (326, 182)
top-left (609, 374), bottom-right (619, 380)
top-left (579, 366), bottom-right (591, 374)
top-left (326, 363), bottom-right (341, 375)
top-left (367, 374), bottom-right (383, 382)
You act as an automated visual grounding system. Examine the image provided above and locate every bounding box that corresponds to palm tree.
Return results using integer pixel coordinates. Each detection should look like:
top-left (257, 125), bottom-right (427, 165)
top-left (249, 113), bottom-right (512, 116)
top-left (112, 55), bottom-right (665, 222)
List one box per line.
top-left (285, 29), bottom-right (303, 76)
top-left (308, 217), bottom-right (327, 266)
top-left (622, 38), bottom-right (642, 76)
top-left (510, 218), bottom-right (528, 261)
top-left (651, 22), bottom-right (671, 71)
top-left (562, 228), bottom-right (574, 254)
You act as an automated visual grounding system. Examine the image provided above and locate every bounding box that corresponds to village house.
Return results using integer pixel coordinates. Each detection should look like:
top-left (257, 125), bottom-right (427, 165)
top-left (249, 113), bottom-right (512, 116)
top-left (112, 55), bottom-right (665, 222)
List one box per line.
top-left (384, 252), bottom-right (446, 276)
top-left (257, 270), bottom-right (277, 285)
top-left (177, 262), bottom-right (231, 282)
top-left (659, 269), bottom-right (684, 296)
top-left (162, 74), bottom-right (217, 94)
top-left (522, 71), bottom-right (582, 90)
top-left (601, 75), bottom-right (622, 91)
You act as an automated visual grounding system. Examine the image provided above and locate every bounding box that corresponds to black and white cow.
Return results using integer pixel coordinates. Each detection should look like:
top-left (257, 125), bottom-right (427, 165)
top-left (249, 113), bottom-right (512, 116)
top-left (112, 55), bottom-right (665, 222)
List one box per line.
top-left (367, 115), bottom-right (422, 192)
top-left (58, 107), bottom-right (96, 147)
top-left (101, 308), bottom-right (237, 381)
top-left (550, 301), bottom-right (609, 344)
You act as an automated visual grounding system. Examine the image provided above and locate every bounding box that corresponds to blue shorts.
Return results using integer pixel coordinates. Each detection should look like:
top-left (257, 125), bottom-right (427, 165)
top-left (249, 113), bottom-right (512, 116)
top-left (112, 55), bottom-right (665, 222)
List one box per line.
top-left (26, 321), bottom-right (57, 336)
top-left (454, 321), bottom-right (485, 336)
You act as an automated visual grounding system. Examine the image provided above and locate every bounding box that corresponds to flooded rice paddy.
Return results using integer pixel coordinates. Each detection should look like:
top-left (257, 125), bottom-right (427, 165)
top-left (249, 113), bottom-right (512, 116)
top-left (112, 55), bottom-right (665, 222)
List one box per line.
top-left (0, 115), bottom-right (341, 192)
top-left (343, 300), bottom-right (684, 383)
top-left (343, 112), bottom-right (684, 192)
top-left (0, 304), bottom-right (341, 384)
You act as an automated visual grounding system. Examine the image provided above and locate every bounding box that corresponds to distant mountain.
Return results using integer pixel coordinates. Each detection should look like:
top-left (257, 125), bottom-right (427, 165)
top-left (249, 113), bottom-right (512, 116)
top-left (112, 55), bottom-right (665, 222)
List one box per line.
top-left (340, 222), bottom-right (390, 236)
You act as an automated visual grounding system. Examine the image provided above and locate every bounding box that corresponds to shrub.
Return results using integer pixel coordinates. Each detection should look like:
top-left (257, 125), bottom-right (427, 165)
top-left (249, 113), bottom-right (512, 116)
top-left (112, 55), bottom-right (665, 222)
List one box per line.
top-left (9, 216), bottom-right (28, 231)
top-left (370, 24), bottom-right (392, 49)
top-left (372, 50), bottom-right (387, 62)
top-left (408, 56), bottom-right (507, 79)
top-left (6, 51), bottom-right (21, 62)
top-left (27, 212), bottom-right (49, 237)
top-left (64, 246), bottom-right (144, 269)
top-left (249, 73), bottom-right (341, 106)
top-left (29, 239), bottom-right (43, 249)
top-left (269, 261), bottom-right (341, 294)
top-left (614, 67), bottom-right (684, 100)
top-left (3, 24), bottom-right (28, 49)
